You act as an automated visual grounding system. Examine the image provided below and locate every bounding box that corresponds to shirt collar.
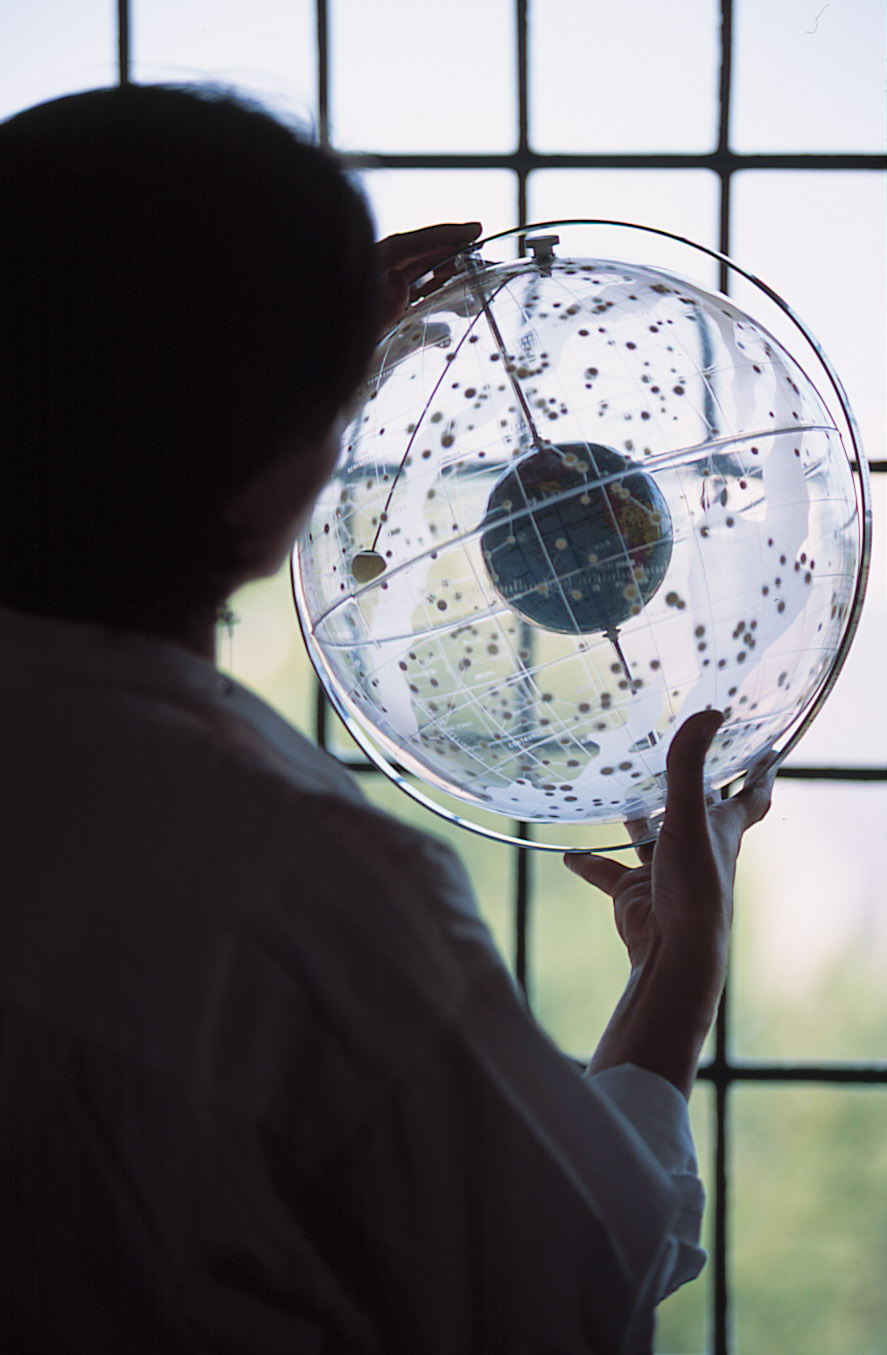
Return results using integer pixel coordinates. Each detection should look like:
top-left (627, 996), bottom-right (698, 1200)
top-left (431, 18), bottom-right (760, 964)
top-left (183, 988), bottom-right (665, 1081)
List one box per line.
top-left (1, 602), bottom-right (225, 705)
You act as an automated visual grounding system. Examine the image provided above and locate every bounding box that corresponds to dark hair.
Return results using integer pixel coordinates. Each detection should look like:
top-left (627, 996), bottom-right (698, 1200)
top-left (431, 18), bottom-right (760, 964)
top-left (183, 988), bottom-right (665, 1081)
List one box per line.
top-left (0, 84), bottom-right (379, 627)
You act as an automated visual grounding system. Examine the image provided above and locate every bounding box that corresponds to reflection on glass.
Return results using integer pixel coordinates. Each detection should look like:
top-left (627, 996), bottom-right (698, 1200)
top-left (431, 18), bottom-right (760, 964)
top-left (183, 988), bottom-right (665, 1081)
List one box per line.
top-left (732, 1086), bottom-right (887, 1354)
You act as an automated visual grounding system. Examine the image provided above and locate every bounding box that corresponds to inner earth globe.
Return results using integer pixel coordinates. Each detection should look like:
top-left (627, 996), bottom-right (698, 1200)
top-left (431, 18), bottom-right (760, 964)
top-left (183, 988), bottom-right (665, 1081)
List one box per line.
top-left (293, 223), bottom-right (870, 850)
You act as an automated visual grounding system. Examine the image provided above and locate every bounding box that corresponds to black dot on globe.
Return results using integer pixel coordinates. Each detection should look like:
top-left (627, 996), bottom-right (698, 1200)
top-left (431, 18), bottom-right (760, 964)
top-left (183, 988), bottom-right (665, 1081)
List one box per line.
top-left (480, 442), bottom-right (673, 635)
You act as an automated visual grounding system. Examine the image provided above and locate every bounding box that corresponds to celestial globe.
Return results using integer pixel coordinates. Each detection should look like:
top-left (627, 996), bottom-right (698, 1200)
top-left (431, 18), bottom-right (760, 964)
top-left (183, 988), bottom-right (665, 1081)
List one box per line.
top-left (293, 223), bottom-right (870, 851)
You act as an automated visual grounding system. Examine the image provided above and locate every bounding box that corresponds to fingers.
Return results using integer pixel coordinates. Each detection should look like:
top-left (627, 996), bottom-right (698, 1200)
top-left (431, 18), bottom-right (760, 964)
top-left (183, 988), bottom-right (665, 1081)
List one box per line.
top-left (376, 222), bottom-right (482, 277)
top-left (376, 222), bottom-right (483, 332)
top-left (378, 270), bottom-right (410, 330)
top-left (730, 760), bottom-right (777, 832)
top-left (409, 255), bottom-right (468, 301)
top-left (743, 747), bottom-right (779, 797)
top-left (662, 709), bottom-right (724, 837)
top-left (564, 851), bottom-right (631, 897)
top-left (626, 816), bottom-right (656, 866)
top-left (737, 779), bottom-right (774, 829)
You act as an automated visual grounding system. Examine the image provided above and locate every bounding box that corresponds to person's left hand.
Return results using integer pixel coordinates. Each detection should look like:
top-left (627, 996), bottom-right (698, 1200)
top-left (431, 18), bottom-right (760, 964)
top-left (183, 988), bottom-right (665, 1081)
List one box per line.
top-left (376, 222), bottom-right (482, 332)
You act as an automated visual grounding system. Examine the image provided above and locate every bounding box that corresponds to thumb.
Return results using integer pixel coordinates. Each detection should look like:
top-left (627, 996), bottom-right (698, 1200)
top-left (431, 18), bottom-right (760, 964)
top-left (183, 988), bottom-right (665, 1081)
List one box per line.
top-left (662, 709), bottom-right (724, 836)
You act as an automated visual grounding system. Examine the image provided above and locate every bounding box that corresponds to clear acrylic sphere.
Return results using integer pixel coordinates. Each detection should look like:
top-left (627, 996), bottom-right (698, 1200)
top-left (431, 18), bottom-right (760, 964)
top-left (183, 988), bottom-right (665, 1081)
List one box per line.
top-left (294, 225), bottom-right (869, 851)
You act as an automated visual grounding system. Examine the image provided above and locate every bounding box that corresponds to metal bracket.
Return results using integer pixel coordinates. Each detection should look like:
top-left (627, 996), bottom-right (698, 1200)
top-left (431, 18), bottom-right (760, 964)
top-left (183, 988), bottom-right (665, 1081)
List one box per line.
top-left (525, 234), bottom-right (560, 264)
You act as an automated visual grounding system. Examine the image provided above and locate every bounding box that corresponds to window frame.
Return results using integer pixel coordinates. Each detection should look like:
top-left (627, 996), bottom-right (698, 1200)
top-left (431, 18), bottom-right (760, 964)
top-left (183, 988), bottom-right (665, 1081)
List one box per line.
top-left (115, 3), bottom-right (887, 1349)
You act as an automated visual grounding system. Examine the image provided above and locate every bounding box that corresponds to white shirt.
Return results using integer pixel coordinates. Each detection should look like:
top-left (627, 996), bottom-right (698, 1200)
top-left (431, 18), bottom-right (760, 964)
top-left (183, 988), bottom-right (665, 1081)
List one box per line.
top-left (0, 605), bottom-right (704, 1354)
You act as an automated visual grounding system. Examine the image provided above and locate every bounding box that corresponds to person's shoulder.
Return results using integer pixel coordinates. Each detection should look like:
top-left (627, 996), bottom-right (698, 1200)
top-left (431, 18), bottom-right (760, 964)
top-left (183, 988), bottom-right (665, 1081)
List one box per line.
top-left (181, 681), bottom-right (470, 898)
top-left (230, 746), bottom-right (479, 928)
top-left (204, 746), bottom-right (498, 1090)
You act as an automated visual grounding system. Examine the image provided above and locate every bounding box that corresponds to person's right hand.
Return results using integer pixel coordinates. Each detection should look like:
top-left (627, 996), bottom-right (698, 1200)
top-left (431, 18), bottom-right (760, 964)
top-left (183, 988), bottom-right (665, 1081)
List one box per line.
top-left (376, 222), bottom-right (482, 333)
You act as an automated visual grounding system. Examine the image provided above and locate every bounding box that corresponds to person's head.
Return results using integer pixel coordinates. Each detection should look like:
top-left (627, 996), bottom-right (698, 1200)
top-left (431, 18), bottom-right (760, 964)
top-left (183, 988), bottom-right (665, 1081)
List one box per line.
top-left (0, 83), bottom-right (379, 632)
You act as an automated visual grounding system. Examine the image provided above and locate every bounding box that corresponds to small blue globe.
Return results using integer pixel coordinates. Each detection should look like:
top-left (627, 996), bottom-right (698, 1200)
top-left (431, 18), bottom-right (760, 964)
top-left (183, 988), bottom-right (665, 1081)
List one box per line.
top-left (481, 441), bottom-right (673, 635)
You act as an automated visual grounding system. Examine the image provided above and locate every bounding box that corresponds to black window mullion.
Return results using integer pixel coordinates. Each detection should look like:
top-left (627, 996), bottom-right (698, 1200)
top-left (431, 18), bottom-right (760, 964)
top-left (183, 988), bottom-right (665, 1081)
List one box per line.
top-left (314, 0), bottom-right (331, 750)
top-left (516, 0), bottom-right (529, 161)
top-left (712, 990), bottom-right (731, 1355)
top-left (316, 0), bottom-right (330, 147)
top-left (712, 5), bottom-right (734, 1344)
top-left (117, 0), bottom-right (130, 86)
top-left (514, 820), bottom-right (533, 995)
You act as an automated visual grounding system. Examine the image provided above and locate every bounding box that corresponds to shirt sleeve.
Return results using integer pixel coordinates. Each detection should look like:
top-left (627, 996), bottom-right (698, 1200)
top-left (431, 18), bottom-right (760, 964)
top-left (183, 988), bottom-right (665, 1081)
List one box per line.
top-left (589, 1064), bottom-right (707, 1298)
top-left (588, 1065), bottom-right (707, 1353)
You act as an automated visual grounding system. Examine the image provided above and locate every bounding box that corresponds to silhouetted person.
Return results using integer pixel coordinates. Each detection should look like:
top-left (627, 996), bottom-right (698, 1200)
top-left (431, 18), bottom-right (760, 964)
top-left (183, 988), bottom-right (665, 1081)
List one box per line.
top-left (0, 85), bottom-right (772, 1354)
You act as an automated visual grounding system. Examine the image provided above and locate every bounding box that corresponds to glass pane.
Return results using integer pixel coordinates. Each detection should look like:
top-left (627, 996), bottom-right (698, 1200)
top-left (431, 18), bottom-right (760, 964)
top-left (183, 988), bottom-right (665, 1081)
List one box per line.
top-left (132, 0), bottom-right (316, 126)
top-left (732, 780), bottom-right (887, 1062)
top-left (531, 846), bottom-right (630, 1056)
top-left (0, 0), bottom-right (116, 121)
top-left (358, 168), bottom-right (518, 244)
top-left (329, 0), bottom-right (516, 153)
top-left (731, 172), bottom-right (886, 467)
top-left (732, 1086), bottom-right (887, 1354)
top-left (655, 1083), bottom-right (713, 1353)
top-left (221, 564), bottom-right (319, 740)
top-left (733, 0), bottom-right (886, 153)
top-left (731, 171), bottom-right (886, 765)
top-left (528, 168), bottom-right (721, 277)
top-left (530, 0), bottom-right (719, 154)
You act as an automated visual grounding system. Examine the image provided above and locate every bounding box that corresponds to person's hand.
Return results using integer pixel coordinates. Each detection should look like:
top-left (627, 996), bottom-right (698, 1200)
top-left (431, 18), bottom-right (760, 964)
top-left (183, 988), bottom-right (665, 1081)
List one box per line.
top-left (376, 222), bottom-right (482, 332)
top-left (565, 710), bottom-right (776, 1096)
top-left (567, 710), bottom-right (774, 973)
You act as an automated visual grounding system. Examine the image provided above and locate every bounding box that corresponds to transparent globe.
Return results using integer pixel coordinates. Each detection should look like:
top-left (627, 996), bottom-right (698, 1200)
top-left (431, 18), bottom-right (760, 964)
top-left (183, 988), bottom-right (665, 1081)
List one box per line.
top-left (294, 224), bottom-right (870, 851)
